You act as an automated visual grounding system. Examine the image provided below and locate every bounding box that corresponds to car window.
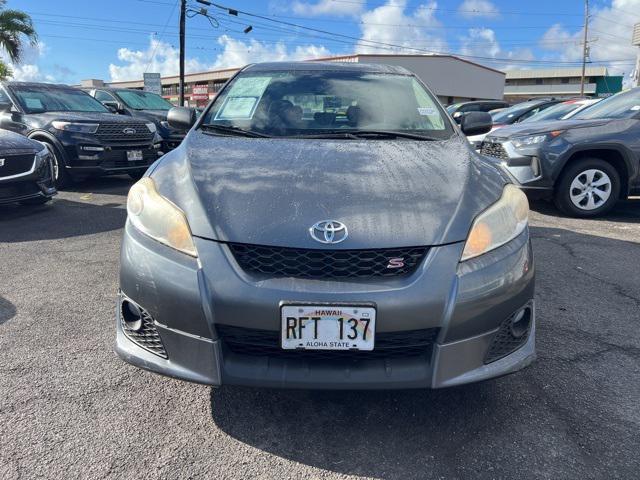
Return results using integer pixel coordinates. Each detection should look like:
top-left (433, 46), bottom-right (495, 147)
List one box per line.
top-left (95, 90), bottom-right (116, 103)
top-left (10, 85), bottom-right (108, 113)
top-left (116, 90), bottom-right (174, 110)
top-left (201, 70), bottom-right (453, 139)
top-left (0, 87), bottom-right (12, 105)
top-left (491, 102), bottom-right (542, 123)
top-left (460, 104), bottom-right (481, 113)
top-left (522, 102), bottom-right (579, 122)
top-left (574, 89), bottom-right (640, 120)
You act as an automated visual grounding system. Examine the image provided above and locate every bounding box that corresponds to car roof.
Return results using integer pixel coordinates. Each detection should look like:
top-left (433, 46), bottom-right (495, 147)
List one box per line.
top-left (243, 61), bottom-right (413, 75)
top-left (1, 81), bottom-right (77, 90)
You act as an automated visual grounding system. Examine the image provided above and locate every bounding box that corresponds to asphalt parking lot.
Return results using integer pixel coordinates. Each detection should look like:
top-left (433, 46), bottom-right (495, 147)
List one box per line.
top-left (1, 177), bottom-right (639, 480)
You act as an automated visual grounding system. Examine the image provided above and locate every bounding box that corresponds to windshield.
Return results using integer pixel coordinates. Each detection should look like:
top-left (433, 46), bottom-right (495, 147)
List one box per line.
top-left (11, 85), bottom-right (108, 113)
top-left (116, 89), bottom-right (174, 110)
top-left (574, 89), bottom-right (640, 120)
top-left (491, 101), bottom-right (542, 124)
top-left (522, 102), bottom-right (584, 123)
top-left (200, 70), bottom-right (453, 139)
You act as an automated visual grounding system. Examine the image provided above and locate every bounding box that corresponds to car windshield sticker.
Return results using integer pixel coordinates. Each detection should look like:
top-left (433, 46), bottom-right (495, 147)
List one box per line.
top-left (417, 107), bottom-right (436, 116)
top-left (25, 98), bottom-right (44, 110)
top-left (216, 96), bottom-right (258, 120)
top-left (215, 76), bottom-right (271, 120)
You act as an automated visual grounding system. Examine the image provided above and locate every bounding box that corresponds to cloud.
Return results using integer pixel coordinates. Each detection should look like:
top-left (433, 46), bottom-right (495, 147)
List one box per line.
top-left (212, 35), bottom-right (332, 69)
top-left (457, 0), bottom-right (500, 19)
top-left (458, 27), bottom-right (535, 70)
top-left (109, 35), bottom-right (334, 81)
top-left (109, 37), bottom-right (210, 82)
top-left (538, 0), bottom-right (640, 83)
top-left (0, 42), bottom-right (59, 83)
top-left (357, 0), bottom-right (448, 54)
top-left (292, 0), bottom-right (363, 17)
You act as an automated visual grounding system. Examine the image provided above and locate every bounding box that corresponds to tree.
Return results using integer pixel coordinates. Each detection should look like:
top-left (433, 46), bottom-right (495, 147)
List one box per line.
top-left (0, 60), bottom-right (12, 80)
top-left (0, 0), bottom-right (37, 64)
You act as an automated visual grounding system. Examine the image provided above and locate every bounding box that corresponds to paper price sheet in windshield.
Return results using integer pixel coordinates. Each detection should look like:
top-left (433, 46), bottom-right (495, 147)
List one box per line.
top-left (215, 76), bottom-right (271, 120)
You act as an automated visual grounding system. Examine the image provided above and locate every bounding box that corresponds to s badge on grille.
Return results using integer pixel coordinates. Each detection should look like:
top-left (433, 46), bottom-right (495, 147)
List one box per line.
top-left (309, 220), bottom-right (348, 244)
top-left (387, 258), bottom-right (405, 269)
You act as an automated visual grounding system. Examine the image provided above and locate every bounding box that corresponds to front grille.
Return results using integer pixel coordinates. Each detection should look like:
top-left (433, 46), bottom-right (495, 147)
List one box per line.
top-left (96, 122), bottom-right (154, 143)
top-left (228, 243), bottom-right (428, 279)
top-left (0, 153), bottom-right (35, 178)
top-left (484, 308), bottom-right (532, 364)
top-left (217, 325), bottom-right (439, 361)
top-left (120, 303), bottom-right (167, 358)
top-left (480, 141), bottom-right (509, 160)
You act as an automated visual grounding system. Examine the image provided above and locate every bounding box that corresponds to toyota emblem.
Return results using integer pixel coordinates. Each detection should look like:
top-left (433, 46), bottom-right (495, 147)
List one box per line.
top-left (123, 127), bottom-right (136, 135)
top-left (309, 220), bottom-right (348, 244)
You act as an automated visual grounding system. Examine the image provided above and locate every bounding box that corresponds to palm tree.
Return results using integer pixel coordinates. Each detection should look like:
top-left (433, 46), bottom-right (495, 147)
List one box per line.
top-left (0, 0), bottom-right (37, 63)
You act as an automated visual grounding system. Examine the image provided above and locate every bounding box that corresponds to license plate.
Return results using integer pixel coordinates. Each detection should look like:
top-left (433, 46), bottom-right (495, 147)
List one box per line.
top-left (281, 305), bottom-right (376, 351)
top-left (127, 150), bottom-right (143, 161)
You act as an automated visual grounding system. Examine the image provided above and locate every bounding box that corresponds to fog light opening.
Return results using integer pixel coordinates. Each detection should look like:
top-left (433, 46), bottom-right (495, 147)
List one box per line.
top-left (121, 299), bottom-right (143, 332)
top-left (510, 307), bottom-right (531, 338)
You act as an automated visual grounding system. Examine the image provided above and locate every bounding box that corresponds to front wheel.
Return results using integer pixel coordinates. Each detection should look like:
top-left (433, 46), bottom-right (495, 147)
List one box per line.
top-left (554, 158), bottom-right (620, 218)
top-left (42, 142), bottom-right (74, 189)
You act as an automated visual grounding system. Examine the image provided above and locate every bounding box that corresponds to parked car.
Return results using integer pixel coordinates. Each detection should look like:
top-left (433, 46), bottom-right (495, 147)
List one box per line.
top-left (480, 87), bottom-right (640, 217)
top-left (521, 98), bottom-right (601, 123)
top-left (446, 100), bottom-right (510, 120)
top-left (0, 82), bottom-right (162, 187)
top-left (466, 98), bottom-right (563, 148)
top-left (116, 62), bottom-right (535, 390)
top-left (0, 129), bottom-right (56, 205)
top-left (84, 87), bottom-right (185, 153)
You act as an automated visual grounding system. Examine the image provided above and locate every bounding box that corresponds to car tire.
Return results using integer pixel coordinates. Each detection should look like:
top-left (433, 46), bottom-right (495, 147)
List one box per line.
top-left (19, 196), bottom-right (51, 206)
top-left (42, 141), bottom-right (74, 189)
top-left (554, 158), bottom-right (620, 218)
top-left (128, 171), bottom-right (145, 181)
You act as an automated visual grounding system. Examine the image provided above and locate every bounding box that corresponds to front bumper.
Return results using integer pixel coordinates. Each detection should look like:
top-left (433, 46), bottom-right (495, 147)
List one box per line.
top-left (0, 153), bottom-right (56, 205)
top-left (116, 224), bottom-right (535, 389)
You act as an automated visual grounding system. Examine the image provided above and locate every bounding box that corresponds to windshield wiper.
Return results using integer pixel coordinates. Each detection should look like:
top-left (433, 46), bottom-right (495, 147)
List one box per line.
top-left (200, 124), bottom-right (270, 138)
top-left (348, 130), bottom-right (442, 141)
top-left (287, 129), bottom-right (441, 141)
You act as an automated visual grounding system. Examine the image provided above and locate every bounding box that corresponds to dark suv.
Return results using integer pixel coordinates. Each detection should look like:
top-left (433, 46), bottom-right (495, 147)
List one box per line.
top-left (480, 87), bottom-right (640, 217)
top-left (0, 82), bottom-right (162, 186)
top-left (84, 87), bottom-right (185, 152)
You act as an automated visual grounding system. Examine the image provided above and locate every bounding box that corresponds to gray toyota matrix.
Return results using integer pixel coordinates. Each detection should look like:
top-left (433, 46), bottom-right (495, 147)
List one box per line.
top-left (116, 62), bottom-right (535, 389)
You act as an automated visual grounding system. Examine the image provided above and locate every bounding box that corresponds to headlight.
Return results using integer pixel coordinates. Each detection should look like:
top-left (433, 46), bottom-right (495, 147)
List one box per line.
top-left (511, 130), bottom-right (563, 149)
top-left (461, 184), bottom-right (529, 261)
top-left (51, 121), bottom-right (99, 134)
top-left (145, 122), bottom-right (157, 133)
top-left (127, 177), bottom-right (197, 257)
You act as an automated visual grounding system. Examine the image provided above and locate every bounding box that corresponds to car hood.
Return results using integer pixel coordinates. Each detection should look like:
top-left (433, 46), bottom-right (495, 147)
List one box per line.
top-left (488, 118), bottom-right (609, 139)
top-left (151, 131), bottom-right (507, 249)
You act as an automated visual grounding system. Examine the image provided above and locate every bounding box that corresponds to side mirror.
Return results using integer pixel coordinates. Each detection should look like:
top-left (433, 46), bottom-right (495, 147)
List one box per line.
top-left (102, 100), bottom-right (125, 114)
top-left (0, 100), bottom-right (13, 113)
top-left (452, 111), bottom-right (463, 124)
top-left (167, 107), bottom-right (196, 131)
top-left (460, 111), bottom-right (493, 136)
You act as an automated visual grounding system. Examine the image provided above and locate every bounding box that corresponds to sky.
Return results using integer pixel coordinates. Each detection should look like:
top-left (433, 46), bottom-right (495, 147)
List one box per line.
top-left (5, 0), bottom-right (640, 85)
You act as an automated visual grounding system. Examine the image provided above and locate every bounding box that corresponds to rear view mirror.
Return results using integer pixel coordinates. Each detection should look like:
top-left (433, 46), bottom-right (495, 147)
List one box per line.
top-left (102, 100), bottom-right (125, 113)
top-left (460, 111), bottom-right (492, 136)
top-left (167, 107), bottom-right (196, 131)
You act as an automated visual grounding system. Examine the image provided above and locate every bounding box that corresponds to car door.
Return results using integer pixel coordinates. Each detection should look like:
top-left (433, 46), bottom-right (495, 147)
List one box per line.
top-left (0, 87), bottom-right (27, 135)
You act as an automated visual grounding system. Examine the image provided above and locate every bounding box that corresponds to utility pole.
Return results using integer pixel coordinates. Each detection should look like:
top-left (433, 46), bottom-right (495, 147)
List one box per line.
top-left (179, 0), bottom-right (186, 106)
top-left (580, 0), bottom-right (589, 97)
